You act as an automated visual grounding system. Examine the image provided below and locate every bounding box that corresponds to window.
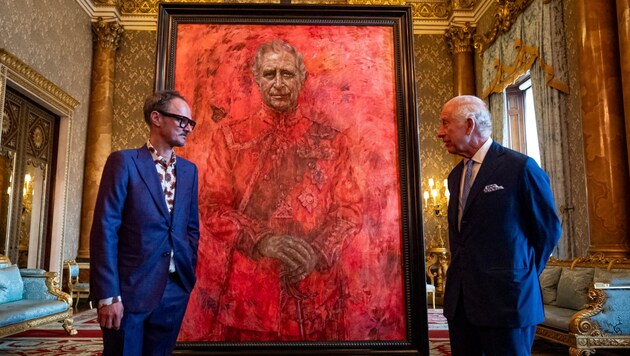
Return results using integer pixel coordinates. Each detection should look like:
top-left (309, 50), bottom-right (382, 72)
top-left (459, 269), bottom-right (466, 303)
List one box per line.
top-left (504, 74), bottom-right (541, 165)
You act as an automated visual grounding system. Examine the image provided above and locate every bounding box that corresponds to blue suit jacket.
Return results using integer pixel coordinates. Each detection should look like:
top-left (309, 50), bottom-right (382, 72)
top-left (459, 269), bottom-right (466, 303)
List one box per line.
top-left (89, 145), bottom-right (200, 312)
top-left (443, 142), bottom-right (561, 327)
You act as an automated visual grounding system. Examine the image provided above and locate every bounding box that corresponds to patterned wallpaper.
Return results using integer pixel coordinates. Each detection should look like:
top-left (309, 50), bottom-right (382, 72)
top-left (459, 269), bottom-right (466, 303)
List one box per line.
top-left (112, 30), bottom-right (156, 151)
top-left (0, 0), bottom-right (93, 263)
top-left (413, 34), bottom-right (455, 250)
top-left (96, 16), bottom-right (595, 256)
top-left (0, 0), bottom-right (594, 263)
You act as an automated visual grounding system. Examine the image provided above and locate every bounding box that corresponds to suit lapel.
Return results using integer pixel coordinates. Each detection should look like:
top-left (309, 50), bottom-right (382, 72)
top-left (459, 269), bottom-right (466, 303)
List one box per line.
top-left (133, 146), bottom-right (171, 221)
top-left (463, 141), bottom-right (504, 212)
top-left (172, 159), bottom-right (191, 223)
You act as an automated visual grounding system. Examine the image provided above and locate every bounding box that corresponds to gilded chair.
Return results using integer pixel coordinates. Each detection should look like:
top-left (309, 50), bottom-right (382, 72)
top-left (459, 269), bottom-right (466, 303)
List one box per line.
top-left (64, 260), bottom-right (89, 309)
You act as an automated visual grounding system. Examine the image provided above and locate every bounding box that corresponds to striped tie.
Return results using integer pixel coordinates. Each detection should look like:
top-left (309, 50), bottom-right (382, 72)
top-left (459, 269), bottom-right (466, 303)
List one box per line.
top-left (461, 159), bottom-right (474, 208)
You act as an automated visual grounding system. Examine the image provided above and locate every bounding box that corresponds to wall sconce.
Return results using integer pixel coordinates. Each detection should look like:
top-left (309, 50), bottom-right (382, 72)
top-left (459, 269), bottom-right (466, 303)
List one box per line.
top-left (423, 178), bottom-right (449, 217)
top-left (423, 178), bottom-right (449, 249)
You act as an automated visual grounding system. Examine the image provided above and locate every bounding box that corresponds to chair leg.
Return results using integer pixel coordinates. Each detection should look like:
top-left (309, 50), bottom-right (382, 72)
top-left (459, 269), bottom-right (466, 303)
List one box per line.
top-left (432, 291), bottom-right (436, 309)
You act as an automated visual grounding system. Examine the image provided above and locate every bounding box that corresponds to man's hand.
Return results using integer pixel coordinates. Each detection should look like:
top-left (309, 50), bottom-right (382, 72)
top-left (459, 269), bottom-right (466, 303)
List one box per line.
top-left (97, 301), bottom-right (124, 330)
top-left (257, 235), bottom-right (319, 283)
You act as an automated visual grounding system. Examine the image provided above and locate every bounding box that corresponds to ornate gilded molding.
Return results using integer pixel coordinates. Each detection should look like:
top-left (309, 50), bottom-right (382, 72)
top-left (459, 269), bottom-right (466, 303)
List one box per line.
top-left (44, 271), bottom-right (74, 306)
top-left (0, 49), bottom-right (80, 113)
top-left (92, 18), bottom-right (125, 50)
top-left (473, 0), bottom-right (534, 53)
top-left (410, 1), bottom-right (452, 19)
top-left (120, 0), bottom-right (228, 14)
top-left (570, 288), bottom-right (606, 336)
top-left (445, 22), bottom-right (476, 54)
top-left (452, 0), bottom-right (476, 10)
top-left (77, 0), bottom-right (496, 32)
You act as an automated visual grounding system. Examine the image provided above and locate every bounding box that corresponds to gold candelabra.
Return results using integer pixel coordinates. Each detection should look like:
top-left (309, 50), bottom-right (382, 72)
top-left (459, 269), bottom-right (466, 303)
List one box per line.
top-left (423, 178), bottom-right (449, 247)
top-left (423, 178), bottom-right (449, 217)
top-left (423, 177), bottom-right (451, 296)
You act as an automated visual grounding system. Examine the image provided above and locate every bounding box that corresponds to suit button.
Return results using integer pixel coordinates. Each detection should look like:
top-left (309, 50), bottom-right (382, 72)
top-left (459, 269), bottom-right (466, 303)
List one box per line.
top-left (162, 252), bottom-right (170, 257)
top-left (170, 228), bottom-right (174, 233)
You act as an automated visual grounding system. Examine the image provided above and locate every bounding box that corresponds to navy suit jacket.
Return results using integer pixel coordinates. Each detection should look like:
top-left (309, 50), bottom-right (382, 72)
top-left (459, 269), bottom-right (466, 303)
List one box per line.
top-left (443, 142), bottom-right (561, 328)
top-left (89, 145), bottom-right (200, 313)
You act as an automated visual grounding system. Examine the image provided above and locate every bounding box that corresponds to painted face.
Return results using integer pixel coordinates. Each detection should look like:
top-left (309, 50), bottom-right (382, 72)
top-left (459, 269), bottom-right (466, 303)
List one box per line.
top-left (436, 103), bottom-right (470, 156)
top-left (255, 50), bottom-right (303, 113)
top-left (157, 97), bottom-right (193, 148)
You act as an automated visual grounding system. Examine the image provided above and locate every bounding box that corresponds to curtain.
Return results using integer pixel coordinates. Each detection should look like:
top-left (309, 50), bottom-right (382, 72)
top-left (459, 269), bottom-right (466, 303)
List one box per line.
top-left (480, 0), bottom-right (576, 259)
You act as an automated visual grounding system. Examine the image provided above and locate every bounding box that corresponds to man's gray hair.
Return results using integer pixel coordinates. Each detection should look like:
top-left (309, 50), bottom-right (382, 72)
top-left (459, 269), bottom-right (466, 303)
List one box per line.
top-left (451, 95), bottom-right (492, 138)
top-left (251, 39), bottom-right (307, 82)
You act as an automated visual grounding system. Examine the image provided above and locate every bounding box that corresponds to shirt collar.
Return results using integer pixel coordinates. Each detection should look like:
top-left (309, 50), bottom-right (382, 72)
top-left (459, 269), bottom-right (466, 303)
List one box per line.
top-left (467, 137), bottom-right (493, 165)
top-left (147, 140), bottom-right (176, 167)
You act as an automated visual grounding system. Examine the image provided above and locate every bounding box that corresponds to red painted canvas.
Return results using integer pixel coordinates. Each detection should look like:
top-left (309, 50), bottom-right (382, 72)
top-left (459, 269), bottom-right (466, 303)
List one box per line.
top-left (170, 22), bottom-right (406, 343)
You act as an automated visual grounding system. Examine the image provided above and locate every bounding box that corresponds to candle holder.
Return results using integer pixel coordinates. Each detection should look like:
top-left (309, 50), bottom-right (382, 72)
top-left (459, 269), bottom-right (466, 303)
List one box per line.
top-left (423, 178), bottom-right (449, 218)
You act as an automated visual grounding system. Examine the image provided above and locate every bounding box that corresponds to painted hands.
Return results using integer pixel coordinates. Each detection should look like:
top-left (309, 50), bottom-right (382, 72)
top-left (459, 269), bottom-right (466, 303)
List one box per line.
top-left (257, 235), bottom-right (318, 283)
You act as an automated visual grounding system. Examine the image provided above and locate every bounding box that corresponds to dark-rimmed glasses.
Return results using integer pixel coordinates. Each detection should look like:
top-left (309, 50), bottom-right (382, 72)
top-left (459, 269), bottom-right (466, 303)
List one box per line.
top-left (155, 110), bottom-right (197, 130)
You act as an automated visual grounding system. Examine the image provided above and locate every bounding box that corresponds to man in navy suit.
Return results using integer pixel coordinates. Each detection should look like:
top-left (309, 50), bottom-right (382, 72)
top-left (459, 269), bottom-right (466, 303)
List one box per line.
top-left (89, 90), bottom-right (200, 355)
top-left (437, 95), bottom-right (561, 355)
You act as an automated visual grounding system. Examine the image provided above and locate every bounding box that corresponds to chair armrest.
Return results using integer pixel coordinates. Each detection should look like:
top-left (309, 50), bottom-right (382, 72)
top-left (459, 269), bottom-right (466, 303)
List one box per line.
top-left (591, 284), bottom-right (630, 335)
top-left (20, 270), bottom-right (72, 306)
top-left (569, 286), bottom-right (606, 336)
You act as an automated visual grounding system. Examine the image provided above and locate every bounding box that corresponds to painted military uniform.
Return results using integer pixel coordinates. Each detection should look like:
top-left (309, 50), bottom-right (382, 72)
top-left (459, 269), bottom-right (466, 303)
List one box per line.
top-left (199, 106), bottom-right (362, 340)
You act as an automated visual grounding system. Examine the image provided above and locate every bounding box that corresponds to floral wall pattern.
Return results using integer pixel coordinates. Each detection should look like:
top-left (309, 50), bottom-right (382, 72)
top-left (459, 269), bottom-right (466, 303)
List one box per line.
top-left (112, 30), bottom-right (156, 152)
top-left (0, 0), bottom-right (595, 268)
top-left (0, 0), bottom-right (93, 263)
top-left (414, 34), bottom-right (454, 250)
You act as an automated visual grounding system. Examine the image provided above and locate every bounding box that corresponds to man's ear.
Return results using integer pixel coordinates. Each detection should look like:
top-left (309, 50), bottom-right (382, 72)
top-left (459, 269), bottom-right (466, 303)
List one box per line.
top-left (150, 111), bottom-right (161, 127)
top-left (465, 117), bottom-right (475, 135)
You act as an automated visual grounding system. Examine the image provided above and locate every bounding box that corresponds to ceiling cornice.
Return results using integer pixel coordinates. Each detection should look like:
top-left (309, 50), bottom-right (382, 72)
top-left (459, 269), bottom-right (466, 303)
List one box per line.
top-left (75, 0), bottom-right (494, 33)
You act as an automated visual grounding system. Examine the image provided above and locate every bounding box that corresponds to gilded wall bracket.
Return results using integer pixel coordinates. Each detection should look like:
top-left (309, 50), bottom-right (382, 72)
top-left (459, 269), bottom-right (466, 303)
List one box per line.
top-left (473, 0), bottom-right (534, 54)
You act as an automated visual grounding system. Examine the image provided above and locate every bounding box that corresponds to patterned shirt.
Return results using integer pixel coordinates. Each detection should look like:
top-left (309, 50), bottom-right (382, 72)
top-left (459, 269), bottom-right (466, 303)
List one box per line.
top-left (147, 141), bottom-right (176, 273)
top-left (147, 141), bottom-right (176, 212)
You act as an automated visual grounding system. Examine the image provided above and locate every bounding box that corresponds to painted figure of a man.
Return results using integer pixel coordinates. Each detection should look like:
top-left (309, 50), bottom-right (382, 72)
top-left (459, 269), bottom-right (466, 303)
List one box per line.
top-left (194, 39), bottom-right (362, 341)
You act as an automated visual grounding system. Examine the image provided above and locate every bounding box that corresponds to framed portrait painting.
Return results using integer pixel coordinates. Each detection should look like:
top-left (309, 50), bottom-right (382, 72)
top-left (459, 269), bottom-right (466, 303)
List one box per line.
top-left (155, 3), bottom-right (427, 355)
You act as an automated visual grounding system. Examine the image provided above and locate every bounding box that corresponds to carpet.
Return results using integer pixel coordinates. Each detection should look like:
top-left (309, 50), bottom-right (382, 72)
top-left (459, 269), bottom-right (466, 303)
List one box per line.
top-left (0, 309), bottom-right (102, 355)
top-left (427, 308), bottom-right (450, 356)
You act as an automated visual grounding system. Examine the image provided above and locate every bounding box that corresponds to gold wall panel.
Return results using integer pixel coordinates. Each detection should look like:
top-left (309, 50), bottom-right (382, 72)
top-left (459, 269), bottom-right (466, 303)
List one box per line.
top-left (112, 30), bottom-right (156, 151)
top-left (414, 34), bottom-right (454, 249)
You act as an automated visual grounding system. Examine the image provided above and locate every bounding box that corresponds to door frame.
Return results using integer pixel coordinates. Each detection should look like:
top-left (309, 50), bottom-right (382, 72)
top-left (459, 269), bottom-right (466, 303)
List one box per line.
top-left (0, 49), bottom-right (79, 274)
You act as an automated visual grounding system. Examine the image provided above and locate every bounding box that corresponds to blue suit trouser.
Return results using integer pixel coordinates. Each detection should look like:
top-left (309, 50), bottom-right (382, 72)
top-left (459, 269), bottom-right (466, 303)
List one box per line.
top-left (447, 295), bottom-right (536, 356)
top-left (101, 273), bottom-right (190, 356)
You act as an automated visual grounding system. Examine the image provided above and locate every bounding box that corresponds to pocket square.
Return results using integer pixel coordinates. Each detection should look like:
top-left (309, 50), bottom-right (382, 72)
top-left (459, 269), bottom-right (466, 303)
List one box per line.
top-left (484, 184), bottom-right (504, 193)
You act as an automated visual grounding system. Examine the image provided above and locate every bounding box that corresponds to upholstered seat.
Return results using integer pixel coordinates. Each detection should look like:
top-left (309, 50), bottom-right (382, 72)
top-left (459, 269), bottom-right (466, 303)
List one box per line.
top-left (0, 258), bottom-right (75, 337)
top-left (64, 260), bottom-right (90, 309)
top-left (0, 299), bottom-right (70, 327)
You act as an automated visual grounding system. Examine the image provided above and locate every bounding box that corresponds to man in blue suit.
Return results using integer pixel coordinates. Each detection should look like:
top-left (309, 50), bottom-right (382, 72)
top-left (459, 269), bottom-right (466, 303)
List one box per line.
top-left (89, 91), bottom-right (200, 355)
top-left (437, 95), bottom-right (561, 355)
